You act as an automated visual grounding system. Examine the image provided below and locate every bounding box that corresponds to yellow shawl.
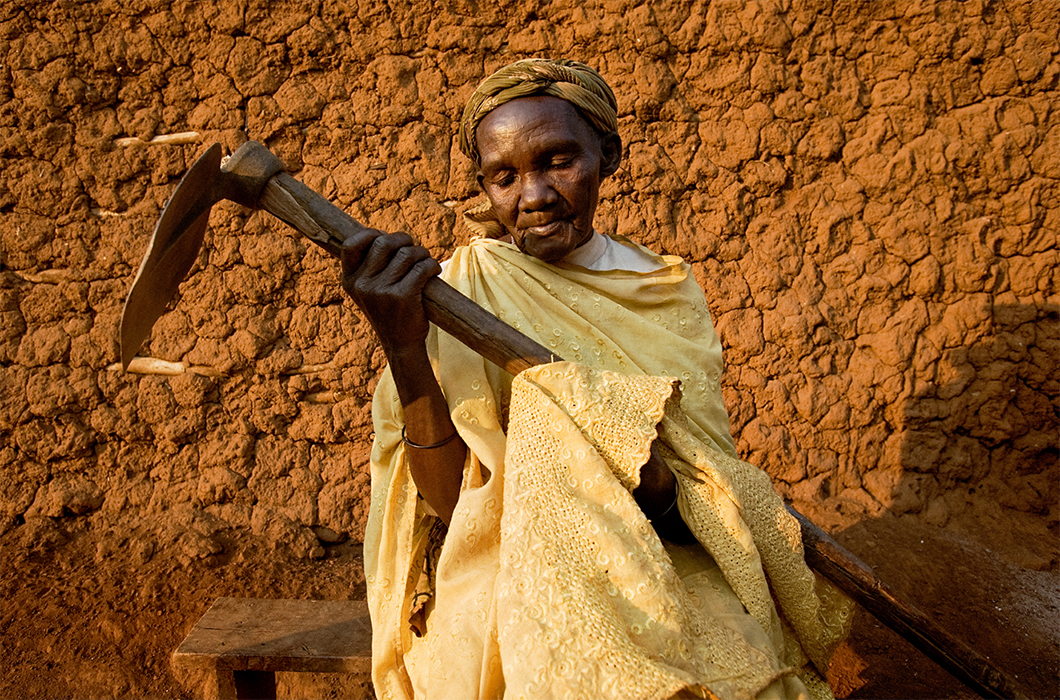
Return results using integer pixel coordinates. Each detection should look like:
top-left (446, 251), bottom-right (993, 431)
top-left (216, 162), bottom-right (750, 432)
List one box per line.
top-left (364, 237), bottom-right (850, 700)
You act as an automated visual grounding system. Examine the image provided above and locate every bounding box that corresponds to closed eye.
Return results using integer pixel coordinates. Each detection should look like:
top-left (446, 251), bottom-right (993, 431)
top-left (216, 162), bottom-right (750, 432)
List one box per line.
top-left (491, 171), bottom-right (516, 187)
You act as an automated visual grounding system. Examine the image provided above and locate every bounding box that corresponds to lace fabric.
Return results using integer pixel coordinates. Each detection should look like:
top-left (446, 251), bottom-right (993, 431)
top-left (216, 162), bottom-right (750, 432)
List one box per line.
top-left (501, 364), bottom-right (775, 699)
top-left (497, 363), bottom-right (852, 700)
top-left (658, 407), bottom-right (853, 673)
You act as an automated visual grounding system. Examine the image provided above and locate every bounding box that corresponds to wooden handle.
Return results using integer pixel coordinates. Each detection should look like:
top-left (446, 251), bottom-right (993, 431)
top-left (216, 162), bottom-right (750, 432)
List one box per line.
top-left (256, 163), bottom-right (1024, 700)
top-left (258, 172), bottom-right (555, 375)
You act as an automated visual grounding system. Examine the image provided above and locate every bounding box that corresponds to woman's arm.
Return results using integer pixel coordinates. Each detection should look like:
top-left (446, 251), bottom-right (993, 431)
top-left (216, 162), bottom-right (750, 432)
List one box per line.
top-left (634, 447), bottom-right (695, 543)
top-left (340, 230), bottom-right (467, 525)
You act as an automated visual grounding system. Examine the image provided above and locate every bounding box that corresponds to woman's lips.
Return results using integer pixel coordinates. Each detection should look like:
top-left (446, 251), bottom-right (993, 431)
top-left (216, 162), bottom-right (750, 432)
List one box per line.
top-left (521, 220), bottom-right (566, 237)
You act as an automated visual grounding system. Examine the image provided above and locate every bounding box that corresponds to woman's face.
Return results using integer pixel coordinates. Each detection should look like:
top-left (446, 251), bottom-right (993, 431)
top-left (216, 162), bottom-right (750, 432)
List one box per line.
top-left (475, 96), bottom-right (619, 263)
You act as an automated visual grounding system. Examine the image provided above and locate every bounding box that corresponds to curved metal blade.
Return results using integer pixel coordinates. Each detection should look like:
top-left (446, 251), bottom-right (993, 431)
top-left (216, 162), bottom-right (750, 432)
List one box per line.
top-left (119, 144), bottom-right (223, 369)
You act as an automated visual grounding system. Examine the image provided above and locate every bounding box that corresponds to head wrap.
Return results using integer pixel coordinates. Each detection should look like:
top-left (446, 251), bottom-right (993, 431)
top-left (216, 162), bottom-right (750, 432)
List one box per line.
top-left (458, 58), bottom-right (619, 164)
top-left (458, 58), bottom-right (620, 238)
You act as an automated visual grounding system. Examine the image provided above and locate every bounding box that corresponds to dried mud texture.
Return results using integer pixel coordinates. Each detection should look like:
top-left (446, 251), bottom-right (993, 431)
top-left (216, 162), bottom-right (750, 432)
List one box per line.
top-left (0, 0), bottom-right (1058, 698)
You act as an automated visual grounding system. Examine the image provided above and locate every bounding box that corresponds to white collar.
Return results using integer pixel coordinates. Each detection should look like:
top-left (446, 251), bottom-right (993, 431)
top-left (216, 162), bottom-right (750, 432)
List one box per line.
top-left (560, 231), bottom-right (607, 268)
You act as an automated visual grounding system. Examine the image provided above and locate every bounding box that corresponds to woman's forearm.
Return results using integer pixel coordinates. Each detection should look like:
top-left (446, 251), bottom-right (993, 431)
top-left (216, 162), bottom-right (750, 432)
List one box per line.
top-left (387, 342), bottom-right (467, 525)
top-left (634, 446), bottom-right (694, 543)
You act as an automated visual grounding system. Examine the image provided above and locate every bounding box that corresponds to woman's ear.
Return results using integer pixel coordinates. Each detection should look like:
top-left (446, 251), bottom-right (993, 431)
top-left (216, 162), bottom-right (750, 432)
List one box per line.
top-left (600, 132), bottom-right (622, 179)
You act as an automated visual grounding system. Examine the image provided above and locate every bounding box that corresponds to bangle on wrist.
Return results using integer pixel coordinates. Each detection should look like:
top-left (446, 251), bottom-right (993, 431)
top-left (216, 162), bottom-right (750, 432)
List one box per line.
top-left (402, 425), bottom-right (459, 450)
top-left (655, 484), bottom-right (680, 521)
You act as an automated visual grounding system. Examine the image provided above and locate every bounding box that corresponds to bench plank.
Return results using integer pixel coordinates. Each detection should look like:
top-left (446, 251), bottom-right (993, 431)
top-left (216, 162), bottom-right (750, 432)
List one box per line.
top-left (173, 597), bottom-right (372, 676)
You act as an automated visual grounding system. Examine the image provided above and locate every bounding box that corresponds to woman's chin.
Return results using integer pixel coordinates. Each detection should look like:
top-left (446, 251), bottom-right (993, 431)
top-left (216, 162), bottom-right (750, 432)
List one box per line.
top-left (522, 238), bottom-right (572, 262)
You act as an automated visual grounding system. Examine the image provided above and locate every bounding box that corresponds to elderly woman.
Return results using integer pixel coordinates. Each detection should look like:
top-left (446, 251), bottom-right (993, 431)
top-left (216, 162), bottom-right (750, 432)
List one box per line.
top-left (340, 59), bottom-right (848, 700)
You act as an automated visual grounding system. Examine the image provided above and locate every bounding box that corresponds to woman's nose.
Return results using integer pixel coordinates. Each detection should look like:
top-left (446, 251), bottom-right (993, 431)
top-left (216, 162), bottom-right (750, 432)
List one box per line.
top-left (518, 172), bottom-right (558, 212)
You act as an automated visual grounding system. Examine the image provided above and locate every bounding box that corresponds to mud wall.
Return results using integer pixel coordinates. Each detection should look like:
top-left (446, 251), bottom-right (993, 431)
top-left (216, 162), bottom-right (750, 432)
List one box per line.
top-left (1, 0), bottom-right (1056, 565)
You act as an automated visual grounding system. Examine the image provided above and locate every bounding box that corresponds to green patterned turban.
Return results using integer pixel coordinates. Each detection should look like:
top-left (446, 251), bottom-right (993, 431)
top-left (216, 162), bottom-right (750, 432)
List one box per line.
top-left (458, 58), bottom-right (619, 165)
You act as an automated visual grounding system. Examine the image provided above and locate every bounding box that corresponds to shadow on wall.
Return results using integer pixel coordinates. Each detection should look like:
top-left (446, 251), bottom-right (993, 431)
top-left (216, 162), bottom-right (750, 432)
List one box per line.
top-left (827, 304), bottom-right (1059, 700)
top-left (883, 303), bottom-right (1059, 571)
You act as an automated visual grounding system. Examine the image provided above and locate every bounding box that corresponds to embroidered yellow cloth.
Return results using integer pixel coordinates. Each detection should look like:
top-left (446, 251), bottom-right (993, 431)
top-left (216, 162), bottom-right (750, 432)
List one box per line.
top-left (364, 238), bottom-right (851, 700)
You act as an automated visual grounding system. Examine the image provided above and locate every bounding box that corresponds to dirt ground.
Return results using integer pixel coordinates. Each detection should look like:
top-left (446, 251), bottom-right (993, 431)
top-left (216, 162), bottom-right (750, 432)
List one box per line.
top-left (2, 499), bottom-right (1057, 700)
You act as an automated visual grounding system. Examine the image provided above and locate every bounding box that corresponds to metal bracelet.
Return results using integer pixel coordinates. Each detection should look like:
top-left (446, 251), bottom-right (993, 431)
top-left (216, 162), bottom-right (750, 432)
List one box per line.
top-left (401, 426), bottom-right (459, 450)
top-left (656, 485), bottom-right (680, 520)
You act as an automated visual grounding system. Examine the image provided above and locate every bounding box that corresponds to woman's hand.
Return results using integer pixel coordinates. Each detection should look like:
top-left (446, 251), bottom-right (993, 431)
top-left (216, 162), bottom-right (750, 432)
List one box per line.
top-left (339, 229), bottom-right (442, 356)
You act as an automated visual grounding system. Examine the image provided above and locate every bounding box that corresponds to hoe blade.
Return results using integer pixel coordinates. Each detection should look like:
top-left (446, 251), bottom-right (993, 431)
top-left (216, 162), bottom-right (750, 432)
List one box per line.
top-left (119, 143), bottom-right (223, 369)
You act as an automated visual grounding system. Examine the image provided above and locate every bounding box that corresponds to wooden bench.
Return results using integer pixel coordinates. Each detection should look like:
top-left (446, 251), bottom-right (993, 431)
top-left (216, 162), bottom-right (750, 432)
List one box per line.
top-left (172, 597), bottom-right (372, 700)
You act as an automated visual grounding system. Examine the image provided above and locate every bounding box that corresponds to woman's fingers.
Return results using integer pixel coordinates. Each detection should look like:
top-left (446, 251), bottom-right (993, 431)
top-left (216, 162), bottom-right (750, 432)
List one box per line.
top-left (356, 232), bottom-right (415, 278)
top-left (347, 232), bottom-right (437, 294)
top-left (339, 230), bottom-right (442, 353)
top-left (340, 229), bottom-right (385, 286)
top-left (365, 239), bottom-right (433, 286)
top-left (388, 255), bottom-right (442, 297)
